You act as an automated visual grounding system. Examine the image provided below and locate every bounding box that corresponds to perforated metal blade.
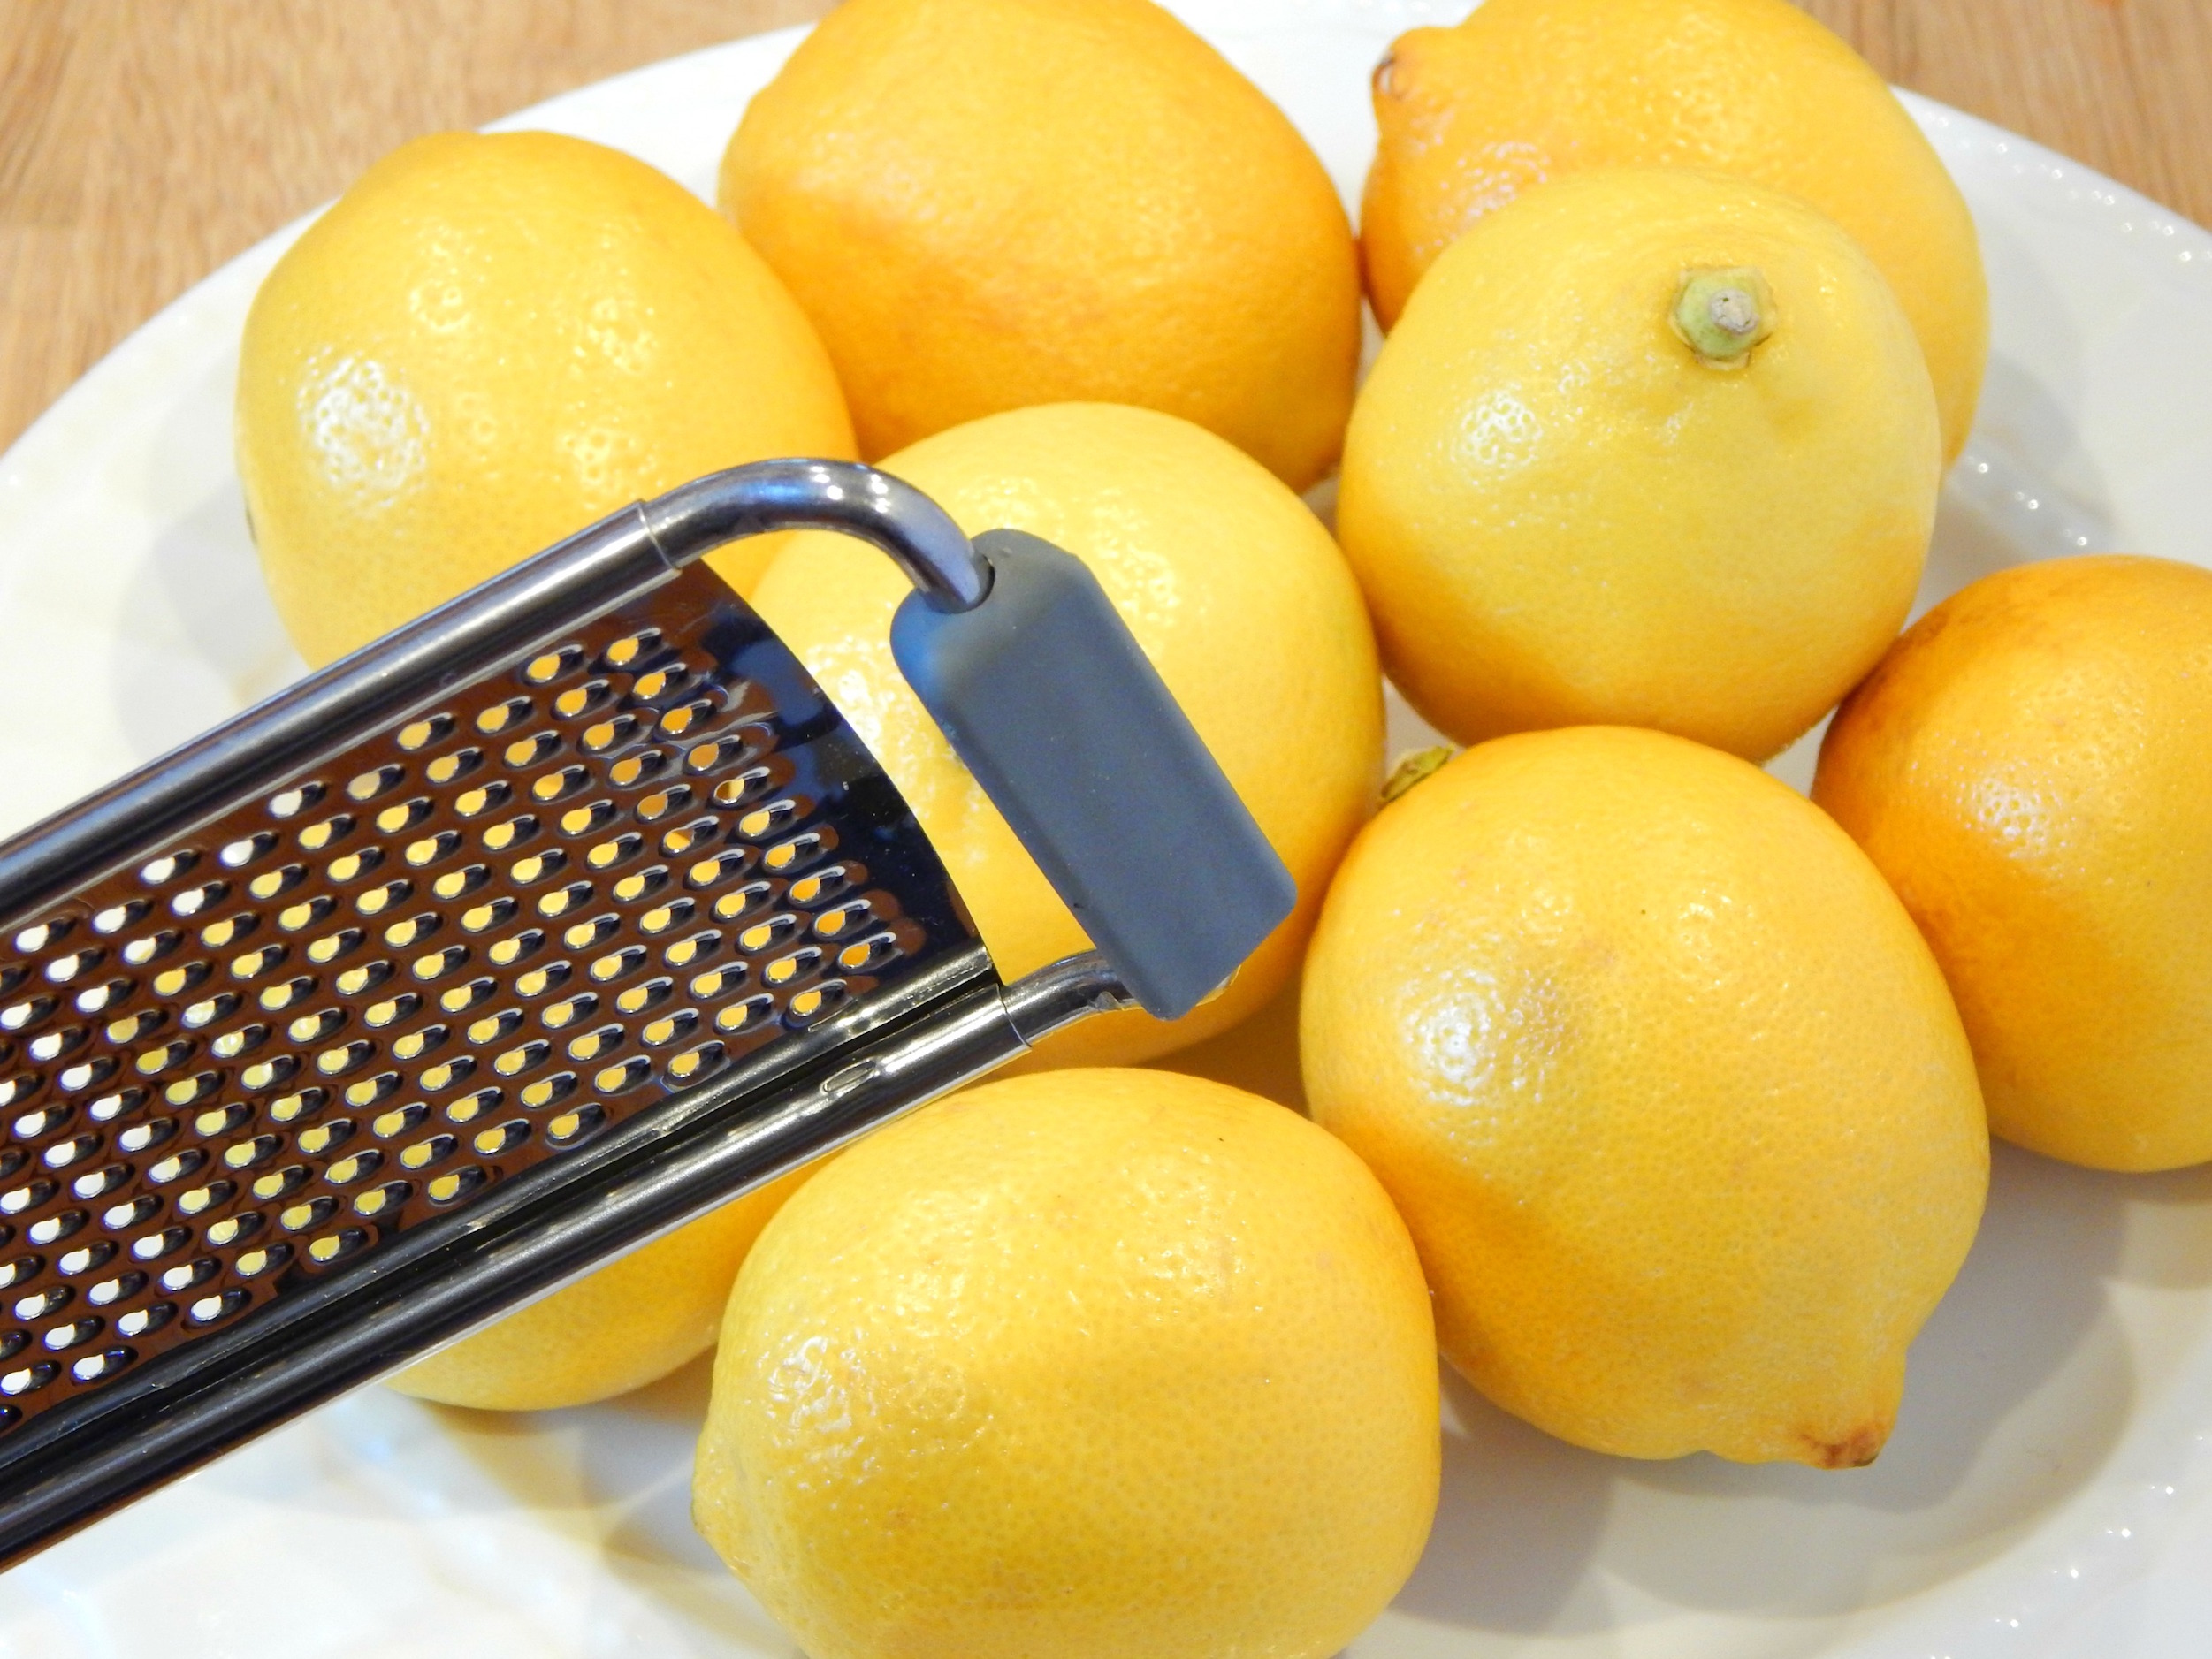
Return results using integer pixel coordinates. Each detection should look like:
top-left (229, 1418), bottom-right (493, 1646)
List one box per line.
top-left (0, 461), bottom-right (1147, 1566)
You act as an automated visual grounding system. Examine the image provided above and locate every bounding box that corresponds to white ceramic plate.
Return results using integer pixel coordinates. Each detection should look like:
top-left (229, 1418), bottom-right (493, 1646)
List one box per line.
top-left (2, 3), bottom-right (2211, 1655)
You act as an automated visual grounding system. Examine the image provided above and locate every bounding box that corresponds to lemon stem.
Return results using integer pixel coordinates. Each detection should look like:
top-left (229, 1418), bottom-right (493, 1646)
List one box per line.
top-left (1672, 268), bottom-right (1775, 369)
top-left (1383, 744), bottom-right (1458, 804)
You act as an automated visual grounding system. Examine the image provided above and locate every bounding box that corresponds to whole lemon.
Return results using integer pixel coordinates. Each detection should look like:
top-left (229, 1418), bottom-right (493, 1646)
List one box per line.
top-left (239, 130), bottom-right (854, 666)
top-left (751, 402), bottom-right (1381, 1068)
top-left (1338, 168), bottom-right (1940, 763)
top-left (1360, 0), bottom-right (1987, 460)
top-left (1814, 556), bottom-right (2212, 1172)
top-left (720, 0), bottom-right (1360, 491)
top-left (1303, 727), bottom-right (1987, 1466)
top-left (390, 1163), bottom-right (812, 1412)
top-left (694, 1068), bottom-right (1438, 1659)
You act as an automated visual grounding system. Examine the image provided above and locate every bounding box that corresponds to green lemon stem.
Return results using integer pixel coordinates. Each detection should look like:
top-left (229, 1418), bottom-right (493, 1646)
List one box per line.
top-left (1383, 744), bottom-right (1458, 804)
top-left (1672, 267), bottom-right (1775, 369)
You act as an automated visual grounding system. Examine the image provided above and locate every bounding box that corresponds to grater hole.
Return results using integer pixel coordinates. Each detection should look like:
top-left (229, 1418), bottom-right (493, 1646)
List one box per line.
top-left (580, 713), bottom-right (638, 754)
top-left (137, 852), bottom-right (195, 888)
top-left (297, 813), bottom-right (354, 855)
top-left (26, 1210), bottom-right (86, 1248)
top-left (765, 832), bottom-right (831, 875)
top-left (333, 961), bottom-right (392, 999)
top-left (371, 1102), bottom-right (428, 1139)
top-left (438, 977), bottom-right (496, 1016)
top-left (713, 996), bottom-right (775, 1037)
top-left (712, 884), bottom-right (774, 925)
top-left (389, 1026), bottom-right (446, 1063)
top-left (257, 976), bottom-right (315, 1013)
top-left (530, 765), bottom-right (590, 804)
top-left (406, 832), bottom-right (462, 870)
top-left (45, 948), bottom-right (104, 985)
top-left (353, 1182), bottom-right (409, 1219)
top-left (307, 1229), bottom-right (367, 1264)
top-left (130, 1227), bottom-right (188, 1262)
top-left (187, 1288), bottom-right (251, 1326)
top-left (638, 898), bottom-right (695, 937)
top-left (395, 713), bottom-right (454, 752)
top-left (552, 679), bottom-right (609, 719)
top-left (445, 1086), bottom-right (502, 1123)
top-left (503, 731), bottom-right (561, 770)
top-left (91, 899), bottom-right (153, 935)
top-left (397, 1135), bottom-right (452, 1172)
top-left (431, 864), bottom-right (487, 902)
top-left (591, 1056), bottom-right (652, 1094)
top-left (425, 1169), bottom-right (484, 1206)
top-left (588, 947), bottom-right (645, 986)
top-left (250, 1166), bottom-right (309, 1202)
top-left (512, 963), bottom-right (569, 999)
top-left (541, 1110), bottom-right (597, 1150)
top-left (476, 698), bottom-right (531, 735)
top-left (559, 800), bottom-right (618, 839)
top-left (191, 1102), bottom-right (248, 1138)
top-left (343, 1072), bottom-right (401, 1109)
top-left (411, 947), bottom-right (469, 984)
top-left (56, 1240), bottom-right (111, 1275)
top-left (267, 783), bottom-right (324, 820)
top-left (0, 1258), bottom-right (39, 1291)
top-left (114, 1304), bottom-right (174, 1339)
top-left (235, 1244), bottom-right (289, 1278)
top-left (1, 1362), bottom-right (59, 1396)
top-left (246, 864), bottom-right (304, 902)
top-left (471, 1121), bottom-right (529, 1158)
top-left (306, 928), bottom-right (363, 966)
top-left (382, 914), bottom-right (441, 951)
top-left (539, 995), bottom-right (594, 1031)
top-left (346, 765), bottom-right (403, 803)
top-left (665, 1042), bottom-right (725, 1084)
top-left (454, 780), bottom-right (511, 818)
top-left (461, 897), bottom-right (518, 934)
top-left (325, 849), bottom-right (381, 883)
top-left (239, 1055), bottom-right (299, 1092)
top-left (0, 995), bottom-right (55, 1033)
top-left (664, 931), bottom-right (721, 970)
top-left (233, 946), bottom-right (287, 982)
top-left (515, 1074), bottom-right (573, 1111)
top-left (61, 1058), bottom-right (120, 1093)
top-left (613, 978), bottom-right (672, 1017)
top-left (424, 748), bottom-right (481, 787)
top-left (279, 896), bottom-right (338, 933)
top-left (607, 750), bottom-right (666, 790)
top-left (765, 947), bottom-right (824, 989)
top-left (640, 1009), bottom-right (698, 1047)
top-left (603, 629), bottom-right (661, 669)
top-left (174, 1180), bottom-right (236, 1216)
top-left (523, 646), bottom-right (585, 687)
top-left (87, 1272), bottom-right (142, 1306)
top-left (635, 785), bottom-right (692, 824)
top-left (119, 932), bottom-right (181, 969)
top-left (688, 964), bottom-right (744, 1001)
top-left (486, 930), bottom-right (545, 969)
top-left (789, 982), bottom-right (849, 1024)
top-left (75, 980), bottom-right (132, 1016)
top-left (375, 798), bottom-right (432, 835)
top-left (631, 663), bottom-right (690, 703)
top-left (364, 993), bottom-right (420, 1030)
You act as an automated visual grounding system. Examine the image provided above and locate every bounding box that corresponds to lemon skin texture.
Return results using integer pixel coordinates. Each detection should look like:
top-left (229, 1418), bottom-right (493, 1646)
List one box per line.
top-left (751, 402), bottom-right (1383, 1069)
top-left (389, 1163), bottom-right (813, 1412)
top-left (1815, 556), bottom-right (2212, 1172)
top-left (1361, 0), bottom-right (1987, 461)
top-left (1303, 727), bottom-right (1987, 1466)
top-left (694, 1068), bottom-right (1439, 1659)
top-left (1339, 168), bottom-right (1940, 763)
top-left (238, 130), bottom-right (854, 667)
top-left (720, 0), bottom-right (1360, 491)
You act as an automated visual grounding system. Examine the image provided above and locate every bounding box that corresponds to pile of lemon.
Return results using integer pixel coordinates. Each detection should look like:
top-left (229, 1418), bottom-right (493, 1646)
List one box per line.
top-left (233, 0), bottom-right (2212, 1654)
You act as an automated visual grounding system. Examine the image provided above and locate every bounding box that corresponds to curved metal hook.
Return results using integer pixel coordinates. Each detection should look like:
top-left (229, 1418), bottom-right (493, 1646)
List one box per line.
top-left (640, 459), bottom-right (993, 613)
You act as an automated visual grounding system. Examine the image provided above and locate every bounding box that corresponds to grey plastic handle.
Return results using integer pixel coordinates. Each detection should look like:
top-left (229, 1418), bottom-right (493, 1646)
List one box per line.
top-left (890, 529), bottom-right (1297, 1021)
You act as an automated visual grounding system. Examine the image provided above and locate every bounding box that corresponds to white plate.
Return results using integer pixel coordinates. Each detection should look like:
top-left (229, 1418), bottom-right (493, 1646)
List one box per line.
top-left (2, 3), bottom-right (2211, 1655)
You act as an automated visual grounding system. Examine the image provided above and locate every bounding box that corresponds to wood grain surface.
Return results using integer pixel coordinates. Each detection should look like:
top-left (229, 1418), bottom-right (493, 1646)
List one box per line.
top-left (1, 0), bottom-right (2207, 456)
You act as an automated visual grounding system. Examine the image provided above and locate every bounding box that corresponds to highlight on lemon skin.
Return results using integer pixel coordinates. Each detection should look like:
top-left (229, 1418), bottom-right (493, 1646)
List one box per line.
top-left (237, 128), bottom-right (853, 668)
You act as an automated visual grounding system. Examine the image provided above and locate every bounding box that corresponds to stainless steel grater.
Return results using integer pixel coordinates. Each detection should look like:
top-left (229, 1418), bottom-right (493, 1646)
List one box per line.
top-left (0, 459), bottom-right (1294, 1566)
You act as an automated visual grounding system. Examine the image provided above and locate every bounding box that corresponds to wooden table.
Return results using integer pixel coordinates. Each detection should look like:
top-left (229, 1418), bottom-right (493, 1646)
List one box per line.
top-left (1, 0), bottom-right (2207, 456)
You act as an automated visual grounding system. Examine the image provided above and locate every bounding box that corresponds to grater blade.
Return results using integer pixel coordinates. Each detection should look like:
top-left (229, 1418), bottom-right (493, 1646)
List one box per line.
top-left (0, 460), bottom-right (1181, 1566)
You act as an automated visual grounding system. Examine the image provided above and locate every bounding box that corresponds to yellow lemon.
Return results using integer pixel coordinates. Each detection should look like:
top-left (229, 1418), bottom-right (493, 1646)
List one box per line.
top-left (1303, 727), bottom-right (1987, 1466)
top-left (239, 130), bottom-right (853, 667)
top-left (1361, 0), bottom-right (1987, 460)
top-left (695, 1068), bottom-right (1438, 1659)
top-left (720, 0), bottom-right (1359, 490)
top-left (1339, 168), bottom-right (1940, 762)
top-left (750, 402), bottom-right (1381, 1068)
top-left (1814, 556), bottom-right (2212, 1172)
top-left (390, 1163), bottom-right (812, 1412)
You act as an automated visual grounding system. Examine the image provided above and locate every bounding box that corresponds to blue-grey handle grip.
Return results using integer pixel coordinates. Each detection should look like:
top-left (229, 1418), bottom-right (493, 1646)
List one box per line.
top-left (890, 529), bottom-right (1297, 1021)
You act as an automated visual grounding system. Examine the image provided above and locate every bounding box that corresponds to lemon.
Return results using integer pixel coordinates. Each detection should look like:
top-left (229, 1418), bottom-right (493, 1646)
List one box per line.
top-left (389, 1163), bottom-right (812, 1412)
top-left (1303, 727), bottom-right (1987, 1466)
top-left (1360, 0), bottom-right (1987, 460)
top-left (721, 0), bottom-right (1360, 491)
top-left (238, 130), bottom-right (853, 666)
top-left (1339, 168), bottom-right (1940, 763)
top-left (1815, 556), bottom-right (2212, 1172)
top-left (751, 402), bottom-right (1382, 1068)
top-left (694, 1068), bottom-right (1438, 1659)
